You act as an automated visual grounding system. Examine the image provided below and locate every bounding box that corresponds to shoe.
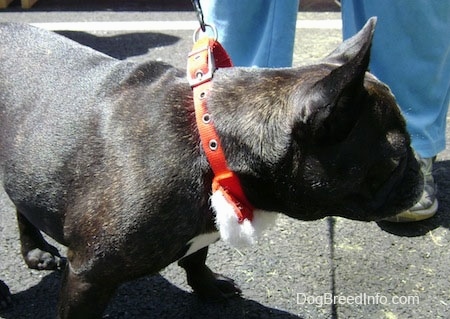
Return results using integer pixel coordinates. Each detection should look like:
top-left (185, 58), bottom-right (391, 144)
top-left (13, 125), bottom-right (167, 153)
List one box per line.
top-left (384, 156), bottom-right (438, 222)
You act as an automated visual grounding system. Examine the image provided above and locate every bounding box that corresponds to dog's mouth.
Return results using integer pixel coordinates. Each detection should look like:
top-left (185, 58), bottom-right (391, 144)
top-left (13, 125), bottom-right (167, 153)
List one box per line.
top-left (348, 150), bottom-right (423, 221)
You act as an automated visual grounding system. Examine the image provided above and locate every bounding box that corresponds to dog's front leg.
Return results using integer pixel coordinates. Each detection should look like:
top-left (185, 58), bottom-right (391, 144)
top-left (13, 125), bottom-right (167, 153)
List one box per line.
top-left (16, 211), bottom-right (66, 271)
top-left (57, 257), bottom-right (117, 319)
top-left (178, 246), bottom-right (241, 301)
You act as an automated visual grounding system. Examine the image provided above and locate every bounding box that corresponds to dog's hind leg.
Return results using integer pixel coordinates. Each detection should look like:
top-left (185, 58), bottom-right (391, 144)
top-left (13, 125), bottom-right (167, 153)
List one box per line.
top-left (178, 246), bottom-right (242, 301)
top-left (57, 262), bottom-right (117, 319)
top-left (16, 210), bottom-right (66, 270)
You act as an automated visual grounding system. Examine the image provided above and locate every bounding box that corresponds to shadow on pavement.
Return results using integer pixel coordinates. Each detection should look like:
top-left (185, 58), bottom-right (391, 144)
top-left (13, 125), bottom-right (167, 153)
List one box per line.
top-left (108, 275), bottom-right (303, 319)
top-left (326, 217), bottom-right (338, 319)
top-left (0, 272), bottom-right (61, 319)
top-left (376, 160), bottom-right (450, 237)
top-left (0, 272), bottom-right (302, 319)
top-left (57, 31), bottom-right (180, 60)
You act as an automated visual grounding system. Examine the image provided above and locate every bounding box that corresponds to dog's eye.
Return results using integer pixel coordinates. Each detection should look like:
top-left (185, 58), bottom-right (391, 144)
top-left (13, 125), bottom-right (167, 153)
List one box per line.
top-left (317, 117), bottom-right (354, 145)
top-left (317, 102), bottom-right (362, 145)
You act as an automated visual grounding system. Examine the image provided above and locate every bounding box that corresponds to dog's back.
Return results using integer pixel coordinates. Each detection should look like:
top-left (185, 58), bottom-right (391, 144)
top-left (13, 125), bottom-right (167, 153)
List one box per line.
top-left (0, 22), bottom-right (123, 116)
top-left (0, 23), bottom-right (194, 244)
top-left (0, 23), bottom-right (125, 241)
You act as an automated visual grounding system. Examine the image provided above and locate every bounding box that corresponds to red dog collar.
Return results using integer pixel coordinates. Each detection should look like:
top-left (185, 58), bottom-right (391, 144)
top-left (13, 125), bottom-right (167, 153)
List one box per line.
top-left (187, 36), bottom-right (254, 223)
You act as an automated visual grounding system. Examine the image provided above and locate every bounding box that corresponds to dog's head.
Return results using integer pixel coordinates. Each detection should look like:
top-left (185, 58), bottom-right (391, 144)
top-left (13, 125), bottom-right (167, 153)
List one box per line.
top-left (207, 17), bottom-right (423, 221)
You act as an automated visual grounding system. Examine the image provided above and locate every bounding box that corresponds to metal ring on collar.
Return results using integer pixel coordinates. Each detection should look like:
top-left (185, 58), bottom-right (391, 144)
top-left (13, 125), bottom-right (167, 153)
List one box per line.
top-left (193, 24), bottom-right (218, 43)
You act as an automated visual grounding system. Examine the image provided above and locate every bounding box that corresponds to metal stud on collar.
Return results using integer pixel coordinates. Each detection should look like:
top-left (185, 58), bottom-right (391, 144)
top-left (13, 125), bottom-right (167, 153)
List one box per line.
top-left (209, 139), bottom-right (218, 151)
top-left (202, 113), bottom-right (211, 124)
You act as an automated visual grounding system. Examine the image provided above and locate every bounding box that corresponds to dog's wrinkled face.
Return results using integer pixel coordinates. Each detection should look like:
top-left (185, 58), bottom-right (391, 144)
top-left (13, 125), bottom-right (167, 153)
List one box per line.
top-left (208, 18), bottom-right (422, 221)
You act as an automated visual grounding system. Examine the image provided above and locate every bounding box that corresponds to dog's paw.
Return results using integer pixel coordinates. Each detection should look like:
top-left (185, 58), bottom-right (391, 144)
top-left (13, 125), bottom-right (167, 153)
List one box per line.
top-left (189, 271), bottom-right (242, 302)
top-left (24, 248), bottom-right (67, 271)
top-left (0, 280), bottom-right (12, 309)
top-left (207, 272), bottom-right (242, 300)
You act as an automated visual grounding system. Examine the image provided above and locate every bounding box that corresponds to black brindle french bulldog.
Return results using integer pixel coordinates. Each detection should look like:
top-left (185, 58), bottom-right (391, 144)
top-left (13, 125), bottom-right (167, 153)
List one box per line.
top-left (0, 18), bottom-right (422, 318)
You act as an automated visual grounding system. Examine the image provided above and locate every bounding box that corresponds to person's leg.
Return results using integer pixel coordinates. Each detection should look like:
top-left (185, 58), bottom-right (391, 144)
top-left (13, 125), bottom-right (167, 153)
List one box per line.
top-left (200, 0), bottom-right (299, 67)
top-left (342, 0), bottom-right (450, 158)
top-left (341, 0), bottom-right (450, 221)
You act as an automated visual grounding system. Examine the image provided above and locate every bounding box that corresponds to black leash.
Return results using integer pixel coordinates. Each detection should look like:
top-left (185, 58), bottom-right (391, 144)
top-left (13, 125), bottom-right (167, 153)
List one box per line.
top-left (191, 0), bottom-right (206, 32)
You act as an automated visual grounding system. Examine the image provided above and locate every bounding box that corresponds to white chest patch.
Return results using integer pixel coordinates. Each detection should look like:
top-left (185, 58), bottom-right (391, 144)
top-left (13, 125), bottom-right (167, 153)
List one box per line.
top-left (180, 232), bottom-right (220, 259)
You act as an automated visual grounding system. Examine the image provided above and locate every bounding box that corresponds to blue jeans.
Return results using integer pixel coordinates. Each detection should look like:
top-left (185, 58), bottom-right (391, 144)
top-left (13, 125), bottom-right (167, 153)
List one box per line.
top-left (342, 0), bottom-right (450, 158)
top-left (200, 0), bottom-right (299, 67)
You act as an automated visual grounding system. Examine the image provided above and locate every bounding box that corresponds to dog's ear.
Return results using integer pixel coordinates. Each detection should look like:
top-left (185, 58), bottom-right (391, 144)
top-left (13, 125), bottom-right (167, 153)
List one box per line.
top-left (324, 17), bottom-right (377, 65)
top-left (296, 17), bottom-right (377, 144)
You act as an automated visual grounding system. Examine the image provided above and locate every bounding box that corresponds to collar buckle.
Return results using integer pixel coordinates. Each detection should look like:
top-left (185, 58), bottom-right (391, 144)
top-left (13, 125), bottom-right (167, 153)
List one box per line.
top-left (187, 42), bottom-right (216, 87)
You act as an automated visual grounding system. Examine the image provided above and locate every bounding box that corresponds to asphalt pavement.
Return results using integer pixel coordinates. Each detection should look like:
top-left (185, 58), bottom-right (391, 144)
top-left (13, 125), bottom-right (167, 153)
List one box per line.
top-left (0, 3), bottom-right (449, 319)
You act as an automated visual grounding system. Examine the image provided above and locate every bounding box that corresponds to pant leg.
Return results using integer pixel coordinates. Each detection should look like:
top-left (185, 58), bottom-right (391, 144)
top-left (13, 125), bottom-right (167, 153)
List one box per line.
top-left (341, 0), bottom-right (450, 158)
top-left (200, 0), bottom-right (299, 67)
